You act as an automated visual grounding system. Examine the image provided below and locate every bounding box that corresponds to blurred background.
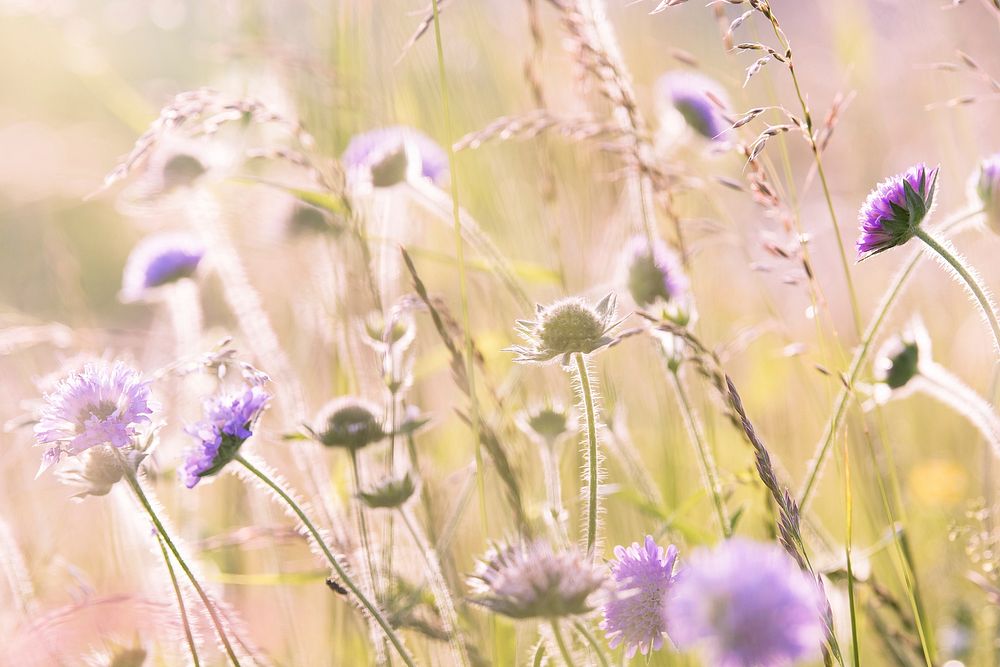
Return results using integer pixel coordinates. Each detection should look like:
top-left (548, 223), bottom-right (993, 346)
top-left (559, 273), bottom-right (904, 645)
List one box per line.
top-left (1, 0), bottom-right (1000, 665)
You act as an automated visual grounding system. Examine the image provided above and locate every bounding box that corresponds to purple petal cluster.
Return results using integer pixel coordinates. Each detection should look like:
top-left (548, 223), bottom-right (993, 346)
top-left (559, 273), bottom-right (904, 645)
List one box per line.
top-left (856, 163), bottom-right (938, 260)
top-left (600, 536), bottom-right (678, 659)
top-left (34, 361), bottom-right (154, 466)
top-left (183, 385), bottom-right (270, 488)
top-left (656, 71), bottom-right (730, 141)
top-left (342, 126), bottom-right (449, 187)
top-left (665, 538), bottom-right (825, 667)
top-left (624, 235), bottom-right (688, 308)
top-left (121, 232), bottom-right (205, 302)
top-left (974, 153), bottom-right (1000, 232)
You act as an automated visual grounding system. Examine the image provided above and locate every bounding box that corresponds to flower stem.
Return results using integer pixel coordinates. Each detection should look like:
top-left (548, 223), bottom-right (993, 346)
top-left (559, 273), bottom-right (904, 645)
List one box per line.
top-left (572, 619), bottom-right (611, 667)
top-left (573, 352), bottom-right (601, 555)
top-left (155, 531), bottom-right (201, 667)
top-left (348, 449), bottom-right (382, 604)
top-left (549, 619), bottom-right (575, 667)
top-left (914, 226), bottom-right (1000, 355)
top-left (233, 454), bottom-right (416, 667)
top-left (122, 472), bottom-right (241, 666)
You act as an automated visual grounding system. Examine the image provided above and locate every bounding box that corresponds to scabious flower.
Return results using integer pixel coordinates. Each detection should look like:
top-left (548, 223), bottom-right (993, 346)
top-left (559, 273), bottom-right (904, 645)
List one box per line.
top-left (623, 235), bottom-right (688, 309)
top-left (856, 163), bottom-right (939, 260)
top-left (972, 154), bottom-right (1000, 233)
top-left (508, 293), bottom-right (620, 365)
top-left (874, 318), bottom-right (930, 392)
top-left (517, 405), bottom-right (572, 448)
top-left (120, 232), bottom-right (205, 302)
top-left (342, 126), bottom-right (449, 188)
top-left (665, 538), bottom-right (825, 667)
top-left (468, 540), bottom-right (608, 619)
top-left (600, 536), bottom-right (678, 659)
top-left (34, 361), bottom-right (154, 470)
top-left (358, 472), bottom-right (418, 510)
top-left (183, 385), bottom-right (270, 488)
top-left (312, 397), bottom-right (387, 451)
top-left (656, 71), bottom-right (730, 142)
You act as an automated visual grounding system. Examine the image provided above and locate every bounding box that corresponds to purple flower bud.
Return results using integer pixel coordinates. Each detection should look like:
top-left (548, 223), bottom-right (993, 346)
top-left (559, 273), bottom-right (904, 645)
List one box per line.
top-left (973, 154), bottom-right (1000, 233)
top-left (342, 126), bottom-right (449, 187)
top-left (656, 71), bottom-right (730, 141)
top-left (856, 163), bottom-right (939, 261)
top-left (623, 235), bottom-right (688, 308)
top-left (183, 385), bottom-right (270, 488)
top-left (120, 233), bottom-right (205, 302)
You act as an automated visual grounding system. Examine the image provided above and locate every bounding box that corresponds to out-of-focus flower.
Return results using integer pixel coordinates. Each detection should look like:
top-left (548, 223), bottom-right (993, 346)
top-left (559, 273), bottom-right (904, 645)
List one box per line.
top-left (56, 444), bottom-right (146, 499)
top-left (183, 384), bottom-right (270, 488)
top-left (34, 361), bottom-right (154, 471)
top-left (665, 538), bottom-right (825, 667)
top-left (120, 232), bottom-right (205, 303)
top-left (516, 404), bottom-right (572, 448)
top-left (656, 71), bottom-right (730, 142)
top-left (874, 317), bottom-right (931, 392)
top-left (856, 164), bottom-right (939, 260)
top-left (972, 154), bottom-right (1000, 233)
top-left (600, 535), bottom-right (678, 659)
top-left (468, 539), bottom-right (608, 619)
top-left (623, 235), bottom-right (688, 309)
top-left (358, 471), bottom-right (418, 509)
top-left (342, 126), bottom-right (448, 188)
top-left (508, 293), bottom-right (620, 365)
top-left (312, 397), bottom-right (387, 451)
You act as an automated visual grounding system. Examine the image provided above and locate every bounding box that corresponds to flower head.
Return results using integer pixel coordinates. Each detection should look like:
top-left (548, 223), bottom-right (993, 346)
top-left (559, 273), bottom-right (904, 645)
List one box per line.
top-left (508, 293), bottom-right (620, 365)
top-left (600, 536), bottom-right (678, 659)
top-left (972, 154), bottom-right (1000, 233)
top-left (358, 472), bottom-right (418, 509)
top-left (468, 539), bottom-right (608, 619)
top-left (56, 444), bottom-right (147, 499)
top-left (312, 397), bottom-right (387, 451)
top-left (517, 405), bottom-right (572, 448)
top-left (34, 361), bottom-right (154, 469)
top-left (874, 318), bottom-right (931, 391)
top-left (120, 232), bottom-right (205, 302)
top-left (856, 163), bottom-right (939, 260)
top-left (623, 236), bottom-right (688, 308)
top-left (656, 71), bottom-right (730, 142)
top-left (342, 126), bottom-right (448, 188)
top-left (665, 538), bottom-right (825, 667)
top-left (183, 385), bottom-right (270, 488)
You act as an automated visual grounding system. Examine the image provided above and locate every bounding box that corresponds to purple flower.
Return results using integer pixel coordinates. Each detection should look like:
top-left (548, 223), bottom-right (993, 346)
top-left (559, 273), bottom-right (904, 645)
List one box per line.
top-left (656, 71), bottom-right (730, 141)
top-left (856, 163), bottom-right (939, 261)
top-left (600, 536), bottom-right (678, 659)
top-left (974, 153), bottom-right (1000, 232)
top-left (120, 232), bottom-right (205, 302)
top-left (467, 539), bottom-right (608, 619)
top-left (665, 538), bottom-right (825, 667)
top-left (183, 385), bottom-right (270, 488)
top-left (623, 236), bottom-right (688, 308)
top-left (342, 126), bottom-right (449, 187)
top-left (34, 361), bottom-right (154, 468)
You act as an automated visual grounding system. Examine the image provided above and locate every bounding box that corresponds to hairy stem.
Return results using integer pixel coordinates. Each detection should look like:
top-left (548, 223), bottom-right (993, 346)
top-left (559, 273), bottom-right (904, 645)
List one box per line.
top-left (155, 531), bottom-right (201, 667)
top-left (573, 352), bottom-right (601, 555)
top-left (572, 619), bottom-right (611, 667)
top-left (549, 619), bottom-right (575, 667)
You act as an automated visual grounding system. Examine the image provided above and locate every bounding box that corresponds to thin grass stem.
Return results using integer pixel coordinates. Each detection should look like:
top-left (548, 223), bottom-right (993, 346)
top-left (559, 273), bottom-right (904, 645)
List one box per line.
top-left (155, 531), bottom-right (201, 667)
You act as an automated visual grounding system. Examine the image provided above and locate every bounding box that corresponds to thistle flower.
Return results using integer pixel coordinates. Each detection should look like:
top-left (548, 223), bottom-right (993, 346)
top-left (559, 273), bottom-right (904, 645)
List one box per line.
top-left (665, 538), bottom-right (825, 667)
top-left (623, 235), bottom-right (688, 309)
top-left (600, 536), bottom-right (678, 659)
top-left (120, 232), bottom-right (205, 302)
top-left (656, 71), bottom-right (730, 142)
top-left (183, 385), bottom-right (270, 488)
top-left (467, 539), bottom-right (608, 619)
top-left (342, 126), bottom-right (448, 188)
top-left (856, 163), bottom-right (939, 260)
top-left (358, 472), bottom-right (417, 509)
top-left (972, 153), bottom-right (1000, 233)
top-left (508, 293), bottom-right (620, 365)
top-left (34, 361), bottom-right (154, 470)
top-left (312, 397), bottom-right (387, 451)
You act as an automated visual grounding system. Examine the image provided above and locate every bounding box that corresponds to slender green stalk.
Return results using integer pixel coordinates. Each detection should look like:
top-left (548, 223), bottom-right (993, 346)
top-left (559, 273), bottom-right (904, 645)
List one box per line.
top-left (532, 643), bottom-right (546, 667)
top-left (843, 438), bottom-right (860, 667)
top-left (549, 620), bottom-right (575, 667)
top-left (670, 369), bottom-right (730, 538)
top-left (155, 531), bottom-right (200, 667)
top-left (913, 226), bottom-right (1000, 355)
top-left (233, 454), bottom-right (416, 667)
top-left (573, 353), bottom-right (601, 555)
top-left (539, 442), bottom-right (568, 543)
top-left (348, 449), bottom-right (382, 603)
top-left (122, 472), bottom-right (241, 666)
top-left (572, 620), bottom-right (611, 667)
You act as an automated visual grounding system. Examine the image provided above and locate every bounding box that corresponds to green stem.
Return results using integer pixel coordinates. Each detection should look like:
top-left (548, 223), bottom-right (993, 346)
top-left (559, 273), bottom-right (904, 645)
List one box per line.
top-left (155, 531), bottom-right (200, 667)
top-left (234, 454), bottom-right (417, 667)
top-left (574, 353), bottom-right (601, 555)
top-left (572, 620), bottom-right (612, 667)
top-left (348, 449), bottom-right (382, 608)
top-left (670, 369), bottom-right (730, 537)
top-left (914, 226), bottom-right (1000, 355)
top-left (123, 472), bottom-right (241, 666)
top-left (843, 440), bottom-right (861, 667)
top-left (549, 619), bottom-right (575, 667)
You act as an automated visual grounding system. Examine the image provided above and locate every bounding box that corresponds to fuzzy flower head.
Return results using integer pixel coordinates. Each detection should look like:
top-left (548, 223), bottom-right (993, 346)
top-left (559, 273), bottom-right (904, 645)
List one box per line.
top-left (856, 163), bottom-right (939, 260)
top-left (358, 471), bottom-right (418, 510)
top-left (665, 538), bottom-right (825, 667)
top-left (342, 126), bottom-right (449, 189)
top-left (601, 536), bottom-right (679, 659)
top-left (183, 385), bottom-right (270, 488)
top-left (468, 539), bottom-right (608, 619)
top-left (312, 397), bottom-right (387, 451)
top-left (508, 293), bottom-right (620, 365)
top-left (516, 404), bottom-right (572, 448)
top-left (874, 317), bottom-right (931, 392)
top-left (120, 232), bottom-right (205, 303)
top-left (623, 235), bottom-right (688, 310)
top-left (34, 361), bottom-right (154, 470)
top-left (656, 71), bottom-right (730, 142)
top-left (972, 154), bottom-right (1000, 233)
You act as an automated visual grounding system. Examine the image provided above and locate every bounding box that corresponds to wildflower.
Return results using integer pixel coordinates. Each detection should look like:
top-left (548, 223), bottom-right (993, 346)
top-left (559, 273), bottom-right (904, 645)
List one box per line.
top-left (312, 397), bottom-right (387, 451)
top-left (342, 126), bottom-right (449, 188)
top-left (856, 163), bottom-right (939, 260)
top-left (358, 472), bottom-right (417, 509)
top-left (656, 71), bottom-right (730, 141)
top-left (56, 444), bottom-right (148, 499)
top-left (517, 405), bottom-right (571, 448)
top-left (361, 310), bottom-right (416, 353)
top-left (287, 202), bottom-right (342, 237)
top-left (972, 154), bottom-right (1000, 233)
top-left (508, 293), bottom-right (620, 365)
top-left (665, 538), bottom-right (825, 667)
top-left (34, 361), bottom-right (154, 469)
top-left (468, 539), bottom-right (608, 619)
top-left (623, 235), bottom-right (688, 309)
top-left (600, 536), bottom-right (678, 659)
top-left (874, 318), bottom-right (930, 391)
top-left (120, 232), bottom-right (205, 302)
top-left (183, 385), bottom-right (270, 488)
